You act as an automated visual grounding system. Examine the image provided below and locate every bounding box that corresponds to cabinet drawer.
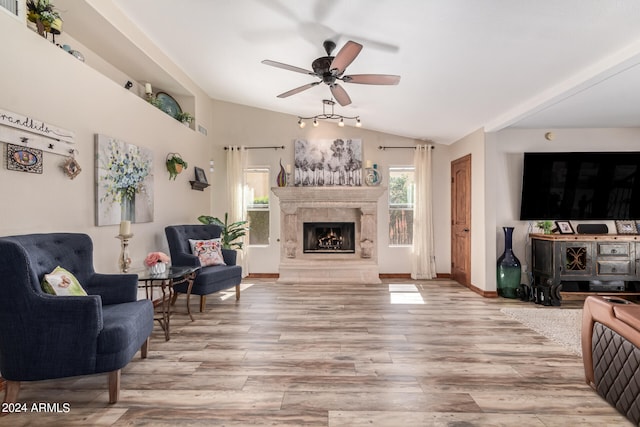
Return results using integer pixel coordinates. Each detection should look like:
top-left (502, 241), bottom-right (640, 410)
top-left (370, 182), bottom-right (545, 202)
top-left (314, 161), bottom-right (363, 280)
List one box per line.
top-left (597, 243), bottom-right (630, 256)
top-left (596, 260), bottom-right (631, 275)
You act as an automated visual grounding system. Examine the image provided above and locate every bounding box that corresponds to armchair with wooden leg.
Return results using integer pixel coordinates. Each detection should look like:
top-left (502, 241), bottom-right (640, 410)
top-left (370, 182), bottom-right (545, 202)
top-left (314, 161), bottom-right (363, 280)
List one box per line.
top-left (0, 233), bottom-right (154, 404)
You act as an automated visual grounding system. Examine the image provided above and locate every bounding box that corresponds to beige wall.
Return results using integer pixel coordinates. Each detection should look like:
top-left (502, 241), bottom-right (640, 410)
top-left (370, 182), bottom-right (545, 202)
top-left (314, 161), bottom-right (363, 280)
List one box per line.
top-left (208, 100), bottom-right (449, 274)
top-left (493, 127), bottom-right (640, 286)
top-left (0, 13), bottom-right (212, 273)
top-left (2, 11), bottom-right (454, 277)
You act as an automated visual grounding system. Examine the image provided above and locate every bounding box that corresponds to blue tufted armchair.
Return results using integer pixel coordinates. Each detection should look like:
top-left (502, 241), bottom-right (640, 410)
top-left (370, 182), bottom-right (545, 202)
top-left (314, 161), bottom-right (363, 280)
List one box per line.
top-left (0, 233), bottom-right (154, 404)
top-left (165, 224), bottom-right (242, 312)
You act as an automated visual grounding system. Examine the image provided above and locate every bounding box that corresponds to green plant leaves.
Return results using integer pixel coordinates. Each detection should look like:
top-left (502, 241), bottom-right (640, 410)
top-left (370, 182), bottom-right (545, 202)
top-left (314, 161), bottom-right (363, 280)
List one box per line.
top-left (197, 213), bottom-right (249, 250)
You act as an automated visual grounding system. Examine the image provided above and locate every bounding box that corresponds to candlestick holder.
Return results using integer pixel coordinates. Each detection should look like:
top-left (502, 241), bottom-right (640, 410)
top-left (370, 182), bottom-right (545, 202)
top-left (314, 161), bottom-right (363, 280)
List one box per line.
top-left (116, 234), bottom-right (133, 273)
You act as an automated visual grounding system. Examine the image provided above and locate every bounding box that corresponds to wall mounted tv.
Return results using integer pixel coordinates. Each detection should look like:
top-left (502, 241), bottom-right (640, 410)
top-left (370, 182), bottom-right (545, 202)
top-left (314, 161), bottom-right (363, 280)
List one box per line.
top-left (519, 152), bottom-right (640, 220)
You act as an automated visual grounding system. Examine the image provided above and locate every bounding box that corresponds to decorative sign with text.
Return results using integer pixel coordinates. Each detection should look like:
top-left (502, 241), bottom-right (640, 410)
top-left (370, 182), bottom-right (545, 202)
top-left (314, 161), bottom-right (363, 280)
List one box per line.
top-left (0, 108), bottom-right (74, 143)
top-left (0, 108), bottom-right (75, 157)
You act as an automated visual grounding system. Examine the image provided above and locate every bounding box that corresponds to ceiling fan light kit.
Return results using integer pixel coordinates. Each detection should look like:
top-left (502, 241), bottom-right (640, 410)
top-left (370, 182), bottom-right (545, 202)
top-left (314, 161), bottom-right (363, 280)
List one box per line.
top-left (262, 39), bottom-right (400, 106)
top-left (297, 99), bottom-right (362, 128)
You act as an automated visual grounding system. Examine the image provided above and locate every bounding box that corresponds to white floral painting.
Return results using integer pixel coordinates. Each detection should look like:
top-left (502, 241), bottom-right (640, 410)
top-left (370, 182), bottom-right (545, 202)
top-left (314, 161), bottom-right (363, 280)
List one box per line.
top-left (294, 138), bottom-right (362, 186)
top-left (95, 134), bottom-right (154, 226)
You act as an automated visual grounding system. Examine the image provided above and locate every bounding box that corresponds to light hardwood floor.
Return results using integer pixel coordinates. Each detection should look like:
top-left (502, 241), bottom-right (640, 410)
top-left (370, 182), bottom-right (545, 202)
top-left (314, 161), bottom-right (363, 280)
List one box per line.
top-left (4, 279), bottom-right (633, 426)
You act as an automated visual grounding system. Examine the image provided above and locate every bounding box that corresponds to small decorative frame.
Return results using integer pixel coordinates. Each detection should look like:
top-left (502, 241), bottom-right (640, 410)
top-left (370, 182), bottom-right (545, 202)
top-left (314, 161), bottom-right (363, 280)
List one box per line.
top-left (615, 220), bottom-right (637, 235)
top-left (6, 143), bottom-right (43, 174)
top-left (555, 221), bottom-right (574, 234)
top-left (195, 167), bottom-right (207, 184)
top-left (62, 157), bottom-right (81, 179)
top-left (190, 166), bottom-right (210, 191)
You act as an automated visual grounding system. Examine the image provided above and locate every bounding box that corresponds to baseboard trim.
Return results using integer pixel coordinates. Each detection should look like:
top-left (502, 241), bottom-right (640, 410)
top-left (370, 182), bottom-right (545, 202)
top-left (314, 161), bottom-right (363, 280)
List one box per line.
top-left (246, 273), bottom-right (279, 279)
top-left (379, 273), bottom-right (411, 279)
top-left (463, 282), bottom-right (498, 298)
top-left (248, 273), bottom-right (451, 280)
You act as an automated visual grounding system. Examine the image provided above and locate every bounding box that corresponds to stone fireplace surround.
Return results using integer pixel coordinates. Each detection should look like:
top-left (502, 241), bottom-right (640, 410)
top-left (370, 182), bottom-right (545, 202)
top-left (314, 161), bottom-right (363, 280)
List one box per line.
top-left (271, 186), bottom-right (385, 284)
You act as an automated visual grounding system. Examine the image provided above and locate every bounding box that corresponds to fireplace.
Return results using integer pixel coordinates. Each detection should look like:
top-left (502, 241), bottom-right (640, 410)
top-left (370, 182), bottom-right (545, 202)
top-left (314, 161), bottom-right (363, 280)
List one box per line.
top-left (303, 222), bottom-right (355, 253)
top-left (271, 186), bottom-right (385, 284)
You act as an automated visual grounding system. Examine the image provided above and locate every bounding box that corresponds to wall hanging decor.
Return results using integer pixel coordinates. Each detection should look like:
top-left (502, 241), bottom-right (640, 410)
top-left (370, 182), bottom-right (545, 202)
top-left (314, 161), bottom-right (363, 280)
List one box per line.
top-left (294, 138), bottom-right (362, 186)
top-left (95, 134), bottom-right (154, 226)
top-left (0, 107), bottom-right (76, 157)
top-left (6, 143), bottom-right (43, 174)
top-left (166, 153), bottom-right (187, 180)
top-left (61, 156), bottom-right (81, 179)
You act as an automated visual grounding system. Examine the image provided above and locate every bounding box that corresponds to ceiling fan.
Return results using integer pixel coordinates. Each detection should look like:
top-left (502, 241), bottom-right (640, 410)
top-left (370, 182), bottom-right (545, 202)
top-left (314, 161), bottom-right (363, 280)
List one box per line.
top-left (262, 40), bottom-right (400, 106)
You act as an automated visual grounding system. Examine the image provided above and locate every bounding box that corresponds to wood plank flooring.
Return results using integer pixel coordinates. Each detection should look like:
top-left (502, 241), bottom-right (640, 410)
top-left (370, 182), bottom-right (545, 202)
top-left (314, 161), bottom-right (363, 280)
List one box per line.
top-left (3, 279), bottom-right (633, 426)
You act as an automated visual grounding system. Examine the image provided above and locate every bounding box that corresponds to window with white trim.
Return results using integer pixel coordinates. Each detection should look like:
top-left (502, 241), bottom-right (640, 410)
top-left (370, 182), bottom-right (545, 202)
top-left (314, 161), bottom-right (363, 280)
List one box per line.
top-left (245, 167), bottom-right (270, 246)
top-left (388, 167), bottom-right (415, 246)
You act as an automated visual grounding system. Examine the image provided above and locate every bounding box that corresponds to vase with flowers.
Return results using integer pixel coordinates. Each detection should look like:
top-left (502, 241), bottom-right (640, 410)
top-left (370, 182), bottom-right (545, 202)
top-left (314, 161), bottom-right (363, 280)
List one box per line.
top-left (26, 0), bottom-right (62, 37)
top-left (144, 252), bottom-right (170, 275)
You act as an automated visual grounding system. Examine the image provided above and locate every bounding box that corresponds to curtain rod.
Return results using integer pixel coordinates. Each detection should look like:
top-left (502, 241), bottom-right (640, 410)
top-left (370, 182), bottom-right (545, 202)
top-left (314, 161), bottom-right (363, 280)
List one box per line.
top-left (378, 145), bottom-right (435, 150)
top-left (224, 145), bottom-right (285, 150)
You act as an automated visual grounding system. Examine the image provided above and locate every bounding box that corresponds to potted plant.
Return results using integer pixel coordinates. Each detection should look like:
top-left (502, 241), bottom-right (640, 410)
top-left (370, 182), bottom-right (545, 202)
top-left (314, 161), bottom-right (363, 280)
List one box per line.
top-left (198, 213), bottom-right (249, 250)
top-left (166, 153), bottom-right (188, 180)
top-left (175, 112), bottom-right (194, 126)
top-left (146, 95), bottom-right (162, 109)
top-left (26, 0), bottom-right (62, 37)
top-left (536, 220), bottom-right (554, 234)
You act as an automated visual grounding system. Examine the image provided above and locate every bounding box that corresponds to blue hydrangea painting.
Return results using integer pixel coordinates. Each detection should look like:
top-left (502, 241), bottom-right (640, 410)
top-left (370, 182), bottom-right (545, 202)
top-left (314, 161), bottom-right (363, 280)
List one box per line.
top-left (95, 134), bottom-right (154, 226)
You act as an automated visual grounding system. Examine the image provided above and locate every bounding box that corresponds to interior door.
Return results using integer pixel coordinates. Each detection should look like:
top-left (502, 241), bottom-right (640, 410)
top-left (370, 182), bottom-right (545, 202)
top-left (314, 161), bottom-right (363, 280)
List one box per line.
top-left (451, 154), bottom-right (471, 286)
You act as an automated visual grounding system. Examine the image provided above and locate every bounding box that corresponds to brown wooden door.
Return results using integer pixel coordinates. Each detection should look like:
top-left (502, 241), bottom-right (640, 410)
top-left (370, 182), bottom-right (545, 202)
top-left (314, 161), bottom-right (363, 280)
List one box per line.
top-left (451, 154), bottom-right (471, 286)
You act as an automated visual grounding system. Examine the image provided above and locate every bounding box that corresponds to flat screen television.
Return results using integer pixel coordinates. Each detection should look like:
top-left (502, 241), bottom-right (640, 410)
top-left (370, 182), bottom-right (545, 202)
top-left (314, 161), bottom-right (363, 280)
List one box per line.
top-left (519, 152), bottom-right (640, 220)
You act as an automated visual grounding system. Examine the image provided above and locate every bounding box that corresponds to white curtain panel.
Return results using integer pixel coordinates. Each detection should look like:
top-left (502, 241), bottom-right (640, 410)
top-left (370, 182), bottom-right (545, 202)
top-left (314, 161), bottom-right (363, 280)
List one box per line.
top-left (226, 146), bottom-right (249, 276)
top-left (411, 145), bottom-right (436, 279)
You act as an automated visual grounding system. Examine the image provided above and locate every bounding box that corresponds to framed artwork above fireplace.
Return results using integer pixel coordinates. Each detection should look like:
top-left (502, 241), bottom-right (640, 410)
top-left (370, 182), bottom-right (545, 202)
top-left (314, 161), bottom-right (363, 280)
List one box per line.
top-left (294, 138), bottom-right (362, 186)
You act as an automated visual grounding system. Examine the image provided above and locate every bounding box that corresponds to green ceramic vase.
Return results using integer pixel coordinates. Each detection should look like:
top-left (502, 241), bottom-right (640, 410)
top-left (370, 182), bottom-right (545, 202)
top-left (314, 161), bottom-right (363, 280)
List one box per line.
top-left (497, 227), bottom-right (521, 299)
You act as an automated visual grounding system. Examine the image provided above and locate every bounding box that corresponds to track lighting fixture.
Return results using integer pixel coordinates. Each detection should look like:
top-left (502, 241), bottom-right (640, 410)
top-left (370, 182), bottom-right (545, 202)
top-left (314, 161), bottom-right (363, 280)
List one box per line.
top-left (297, 99), bottom-right (361, 128)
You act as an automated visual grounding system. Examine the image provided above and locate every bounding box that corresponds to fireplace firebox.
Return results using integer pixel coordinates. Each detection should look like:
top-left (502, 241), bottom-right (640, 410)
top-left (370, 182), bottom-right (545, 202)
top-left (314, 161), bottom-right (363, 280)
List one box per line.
top-left (303, 222), bottom-right (355, 253)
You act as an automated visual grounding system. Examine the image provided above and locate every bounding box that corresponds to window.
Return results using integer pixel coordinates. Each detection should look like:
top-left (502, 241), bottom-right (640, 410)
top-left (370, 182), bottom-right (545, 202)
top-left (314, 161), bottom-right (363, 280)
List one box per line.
top-left (389, 167), bottom-right (415, 246)
top-left (245, 168), bottom-right (270, 245)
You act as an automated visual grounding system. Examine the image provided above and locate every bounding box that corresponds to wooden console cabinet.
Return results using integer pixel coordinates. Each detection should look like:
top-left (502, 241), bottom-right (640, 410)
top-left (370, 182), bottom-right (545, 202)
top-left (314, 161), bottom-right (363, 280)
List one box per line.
top-left (530, 234), bottom-right (640, 306)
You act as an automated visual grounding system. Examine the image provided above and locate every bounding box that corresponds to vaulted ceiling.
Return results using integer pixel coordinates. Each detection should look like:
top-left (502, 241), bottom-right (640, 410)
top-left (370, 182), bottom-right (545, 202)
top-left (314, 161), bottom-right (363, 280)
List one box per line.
top-left (102, 1), bottom-right (640, 144)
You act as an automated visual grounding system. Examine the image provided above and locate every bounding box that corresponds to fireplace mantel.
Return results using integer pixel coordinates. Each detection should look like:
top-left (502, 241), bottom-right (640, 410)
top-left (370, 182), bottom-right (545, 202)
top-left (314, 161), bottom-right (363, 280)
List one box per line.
top-left (271, 186), bottom-right (386, 284)
top-left (271, 186), bottom-right (385, 204)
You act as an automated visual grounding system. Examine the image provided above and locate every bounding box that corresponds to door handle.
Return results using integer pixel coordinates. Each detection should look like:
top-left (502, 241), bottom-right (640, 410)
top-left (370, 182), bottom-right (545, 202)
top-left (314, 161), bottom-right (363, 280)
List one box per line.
top-left (463, 228), bottom-right (469, 232)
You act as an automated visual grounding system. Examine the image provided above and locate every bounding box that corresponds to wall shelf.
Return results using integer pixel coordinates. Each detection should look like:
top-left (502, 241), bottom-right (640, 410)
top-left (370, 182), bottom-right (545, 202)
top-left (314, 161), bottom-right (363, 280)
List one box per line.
top-left (189, 181), bottom-right (210, 191)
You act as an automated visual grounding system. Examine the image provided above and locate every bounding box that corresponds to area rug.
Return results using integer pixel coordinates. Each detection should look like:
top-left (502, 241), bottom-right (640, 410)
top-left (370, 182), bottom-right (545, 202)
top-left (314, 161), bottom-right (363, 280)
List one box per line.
top-left (500, 307), bottom-right (582, 356)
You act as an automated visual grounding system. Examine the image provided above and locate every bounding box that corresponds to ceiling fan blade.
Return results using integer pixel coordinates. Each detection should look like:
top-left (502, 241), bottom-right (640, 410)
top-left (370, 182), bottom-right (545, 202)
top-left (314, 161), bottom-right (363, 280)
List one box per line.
top-left (277, 81), bottom-right (320, 98)
top-left (330, 41), bottom-right (362, 75)
top-left (261, 60), bottom-right (314, 76)
top-left (342, 74), bottom-right (401, 85)
top-left (330, 83), bottom-right (352, 106)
